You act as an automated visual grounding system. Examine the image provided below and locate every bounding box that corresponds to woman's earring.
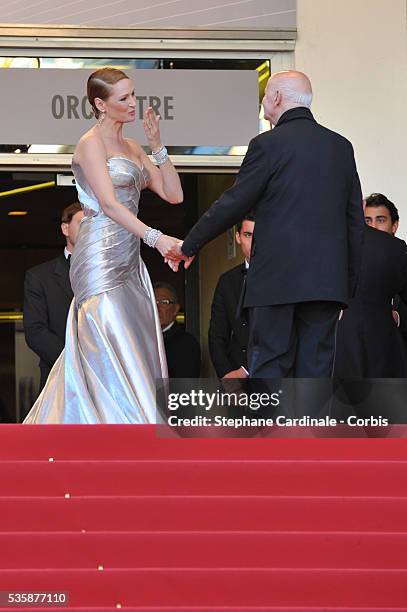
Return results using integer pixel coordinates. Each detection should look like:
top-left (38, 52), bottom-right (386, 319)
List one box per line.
top-left (98, 110), bottom-right (106, 125)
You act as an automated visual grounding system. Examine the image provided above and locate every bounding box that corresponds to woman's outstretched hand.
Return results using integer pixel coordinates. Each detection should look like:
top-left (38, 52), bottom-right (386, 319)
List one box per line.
top-left (155, 235), bottom-right (183, 259)
top-left (155, 236), bottom-right (195, 272)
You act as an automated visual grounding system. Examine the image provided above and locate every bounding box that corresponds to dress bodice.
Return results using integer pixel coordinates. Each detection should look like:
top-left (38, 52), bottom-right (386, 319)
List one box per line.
top-left (72, 156), bottom-right (150, 216)
top-left (70, 157), bottom-right (150, 307)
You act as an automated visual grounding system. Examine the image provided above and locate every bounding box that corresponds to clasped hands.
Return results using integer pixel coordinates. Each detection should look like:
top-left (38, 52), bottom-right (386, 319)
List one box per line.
top-left (155, 235), bottom-right (195, 271)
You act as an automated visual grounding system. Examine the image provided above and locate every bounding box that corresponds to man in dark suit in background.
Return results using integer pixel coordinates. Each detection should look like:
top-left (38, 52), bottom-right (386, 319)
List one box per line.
top-left (335, 193), bottom-right (407, 377)
top-left (333, 194), bottom-right (407, 425)
top-left (24, 202), bottom-right (83, 392)
top-left (208, 214), bottom-right (254, 379)
top-left (154, 282), bottom-right (201, 378)
top-left (363, 192), bottom-right (407, 339)
top-left (171, 70), bottom-right (365, 379)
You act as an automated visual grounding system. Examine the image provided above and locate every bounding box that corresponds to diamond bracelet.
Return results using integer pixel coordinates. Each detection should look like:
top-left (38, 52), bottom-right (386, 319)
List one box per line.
top-left (152, 145), bottom-right (169, 166)
top-left (143, 227), bottom-right (162, 248)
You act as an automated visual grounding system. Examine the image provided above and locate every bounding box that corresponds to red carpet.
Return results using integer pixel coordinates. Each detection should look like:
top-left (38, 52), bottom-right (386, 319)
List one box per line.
top-left (0, 425), bottom-right (406, 610)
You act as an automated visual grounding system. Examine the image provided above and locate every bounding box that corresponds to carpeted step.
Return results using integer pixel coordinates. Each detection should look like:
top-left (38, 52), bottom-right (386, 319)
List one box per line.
top-left (0, 608), bottom-right (406, 612)
top-left (1, 426), bottom-right (406, 609)
top-left (0, 425), bottom-right (406, 461)
top-left (1, 531), bottom-right (407, 569)
top-left (0, 568), bottom-right (406, 607)
top-left (1, 495), bottom-right (405, 532)
top-left (1, 459), bottom-right (406, 496)
top-left (0, 606), bottom-right (407, 612)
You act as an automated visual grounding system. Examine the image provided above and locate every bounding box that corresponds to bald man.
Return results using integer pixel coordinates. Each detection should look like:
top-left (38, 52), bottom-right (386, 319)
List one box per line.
top-left (171, 71), bottom-right (365, 379)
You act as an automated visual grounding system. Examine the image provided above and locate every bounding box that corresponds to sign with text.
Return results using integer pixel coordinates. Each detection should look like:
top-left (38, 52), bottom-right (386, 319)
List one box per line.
top-left (0, 69), bottom-right (259, 146)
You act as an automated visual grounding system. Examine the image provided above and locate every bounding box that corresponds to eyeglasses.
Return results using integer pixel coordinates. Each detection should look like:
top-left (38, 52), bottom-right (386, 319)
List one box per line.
top-left (156, 299), bottom-right (176, 306)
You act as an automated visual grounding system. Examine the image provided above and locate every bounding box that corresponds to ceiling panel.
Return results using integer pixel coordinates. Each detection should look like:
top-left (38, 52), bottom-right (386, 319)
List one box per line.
top-left (2, 0), bottom-right (296, 28)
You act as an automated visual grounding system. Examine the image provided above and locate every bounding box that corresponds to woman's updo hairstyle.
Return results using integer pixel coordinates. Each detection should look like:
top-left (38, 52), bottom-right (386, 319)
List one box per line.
top-left (87, 67), bottom-right (129, 119)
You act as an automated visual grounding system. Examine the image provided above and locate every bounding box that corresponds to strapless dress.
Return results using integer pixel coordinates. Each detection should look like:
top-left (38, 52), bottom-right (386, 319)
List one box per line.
top-left (24, 157), bottom-right (167, 423)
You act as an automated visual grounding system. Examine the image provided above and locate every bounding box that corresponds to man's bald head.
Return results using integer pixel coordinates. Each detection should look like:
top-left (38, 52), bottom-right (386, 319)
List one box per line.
top-left (263, 70), bottom-right (313, 125)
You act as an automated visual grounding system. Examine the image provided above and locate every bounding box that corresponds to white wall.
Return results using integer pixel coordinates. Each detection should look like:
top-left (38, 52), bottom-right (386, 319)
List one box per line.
top-left (295, 0), bottom-right (407, 238)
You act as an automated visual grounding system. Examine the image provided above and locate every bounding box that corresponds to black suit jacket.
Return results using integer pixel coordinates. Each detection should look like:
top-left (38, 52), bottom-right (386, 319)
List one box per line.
top-left (393, 294), bottom-right (407, 344)
top-left (335, 226), bottom-right (407, 377)
top-left (182, 107), bottom-right (365, 307)
top-left (24, 253), bottom-right (73, 390)
top-left (163, 323), bottom-right (201, 378)
top-left (208, 263), bottom-right (249, 377)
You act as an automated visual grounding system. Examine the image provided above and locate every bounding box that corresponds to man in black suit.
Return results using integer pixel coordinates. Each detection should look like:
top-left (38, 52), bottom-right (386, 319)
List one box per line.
top-left (363, 193), bottom-right (407, 338)
top-left (24, 202), bottom-right (83, 392)
top-left (154, 282), bottom-right (201, 378)
top-left (170, 70), bottom-right (365, 378)
top-left (333, 194), bottom-right (407, 425)
top-left (335, 194), bottom-right (407, 377)
top-left (208, 214), bottom-right (254, 379)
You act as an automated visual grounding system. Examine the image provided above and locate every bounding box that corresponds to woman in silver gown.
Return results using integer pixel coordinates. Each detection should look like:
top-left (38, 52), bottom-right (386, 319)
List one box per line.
top-left (24, 67), bottom-right (183, 424)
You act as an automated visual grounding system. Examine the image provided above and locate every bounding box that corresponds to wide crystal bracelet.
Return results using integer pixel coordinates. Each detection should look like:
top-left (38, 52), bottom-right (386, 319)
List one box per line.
top-left (152, 145), bottom-right (169, 166)
top-left (143, 227), bottom-right (162, 248)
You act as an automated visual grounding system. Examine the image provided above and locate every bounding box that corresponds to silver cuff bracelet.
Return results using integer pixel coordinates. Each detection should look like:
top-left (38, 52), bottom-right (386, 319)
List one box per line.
top-left (152, 145), bottom-right (169, 166)
top-left (143, 227), bottom-right (163, 248)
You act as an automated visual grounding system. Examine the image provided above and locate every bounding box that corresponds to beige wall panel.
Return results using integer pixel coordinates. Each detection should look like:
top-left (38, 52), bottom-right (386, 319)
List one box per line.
top-left (296, 0), bottom-right (407, 238)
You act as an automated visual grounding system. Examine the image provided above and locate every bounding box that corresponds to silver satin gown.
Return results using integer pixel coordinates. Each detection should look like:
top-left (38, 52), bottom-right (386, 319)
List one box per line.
top-left (24, 156), bottom-right (168, 424)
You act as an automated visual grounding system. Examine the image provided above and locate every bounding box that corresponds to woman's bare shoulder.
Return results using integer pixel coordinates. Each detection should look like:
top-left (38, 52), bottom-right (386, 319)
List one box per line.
top-left (74, 128), bottom-right (104, 163)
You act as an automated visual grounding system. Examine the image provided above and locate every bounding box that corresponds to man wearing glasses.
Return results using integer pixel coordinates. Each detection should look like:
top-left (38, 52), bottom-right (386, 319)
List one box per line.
top-left (154, 282), bottom-right (201, 378)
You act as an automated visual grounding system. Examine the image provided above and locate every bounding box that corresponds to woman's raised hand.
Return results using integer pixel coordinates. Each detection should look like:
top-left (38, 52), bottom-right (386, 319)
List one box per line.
top-left (143, 107), bottom-right (162, 152)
